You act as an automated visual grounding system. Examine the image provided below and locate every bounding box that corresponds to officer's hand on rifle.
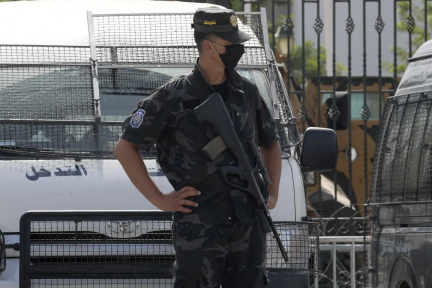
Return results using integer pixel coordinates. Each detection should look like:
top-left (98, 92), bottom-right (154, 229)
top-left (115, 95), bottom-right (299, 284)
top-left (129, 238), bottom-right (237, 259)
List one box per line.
top-left (154, 186), bottom-right (201, 213)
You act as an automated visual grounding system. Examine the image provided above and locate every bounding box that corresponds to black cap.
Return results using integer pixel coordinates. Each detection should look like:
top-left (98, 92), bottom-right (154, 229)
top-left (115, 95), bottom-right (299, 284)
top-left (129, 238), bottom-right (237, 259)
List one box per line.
top-left (192, 7), bottom-right (253, 44)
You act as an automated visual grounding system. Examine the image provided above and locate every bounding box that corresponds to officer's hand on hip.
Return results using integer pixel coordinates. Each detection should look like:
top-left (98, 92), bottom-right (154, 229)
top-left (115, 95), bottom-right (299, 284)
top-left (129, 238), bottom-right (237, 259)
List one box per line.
top-left (154, 186), bottom-right (200, 213)
top-left (267, 194), bottom-right (277, 210)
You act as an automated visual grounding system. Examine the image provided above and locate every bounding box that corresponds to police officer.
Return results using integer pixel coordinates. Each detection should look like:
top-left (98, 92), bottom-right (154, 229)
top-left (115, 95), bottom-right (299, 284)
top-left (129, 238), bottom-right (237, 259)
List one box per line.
top-left (114, 7), bottom-right (282, 288)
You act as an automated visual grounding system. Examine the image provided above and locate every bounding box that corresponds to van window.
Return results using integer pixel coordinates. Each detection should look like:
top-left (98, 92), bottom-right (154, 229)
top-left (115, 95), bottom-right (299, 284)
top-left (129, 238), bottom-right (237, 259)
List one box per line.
top-left (99, 68), bottom-right (273, 121)
top-left (370, 92), bottom-right (432, 203)
top-left (0, 67), bottom-right (273, 158)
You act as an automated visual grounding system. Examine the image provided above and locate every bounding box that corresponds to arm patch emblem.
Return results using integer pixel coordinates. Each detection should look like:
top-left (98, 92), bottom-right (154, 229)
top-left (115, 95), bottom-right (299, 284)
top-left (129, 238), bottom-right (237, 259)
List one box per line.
top-left (130, 109), bottom-right (146, 128)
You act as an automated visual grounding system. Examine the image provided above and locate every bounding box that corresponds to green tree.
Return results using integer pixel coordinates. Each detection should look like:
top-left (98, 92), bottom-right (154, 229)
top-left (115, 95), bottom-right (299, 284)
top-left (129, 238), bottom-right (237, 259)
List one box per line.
top-left (384, 2), bottom-right (432, 75)
top-left (289, 41), bottom-right (347, 85)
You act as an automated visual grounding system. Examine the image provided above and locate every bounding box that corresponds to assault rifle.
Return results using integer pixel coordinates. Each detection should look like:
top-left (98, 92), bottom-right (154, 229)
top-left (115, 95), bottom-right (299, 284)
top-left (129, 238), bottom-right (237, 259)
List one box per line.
top-left (194, 93), bottom-right (289, 262)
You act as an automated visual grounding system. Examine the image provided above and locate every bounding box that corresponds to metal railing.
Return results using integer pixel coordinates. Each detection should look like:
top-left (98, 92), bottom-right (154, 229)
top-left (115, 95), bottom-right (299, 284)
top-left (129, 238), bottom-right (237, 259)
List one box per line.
top-left (314, 236), bottom-right (371, 288)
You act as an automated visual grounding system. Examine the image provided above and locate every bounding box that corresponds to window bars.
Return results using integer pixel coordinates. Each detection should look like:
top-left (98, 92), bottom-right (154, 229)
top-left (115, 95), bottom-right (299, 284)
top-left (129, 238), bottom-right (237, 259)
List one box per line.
top-left (89, 12), bottom-right (267, 67)
top-left (0, 9), bottom-right (300, 160)
top-left (370, 92), bottom-right (432, 204)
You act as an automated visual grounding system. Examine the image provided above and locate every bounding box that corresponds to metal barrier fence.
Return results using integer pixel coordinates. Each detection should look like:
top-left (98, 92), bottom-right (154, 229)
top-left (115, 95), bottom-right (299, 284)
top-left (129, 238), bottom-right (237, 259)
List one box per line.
top-left (316, 236), bottom-right (371, 288)
top-left (307, 208), bottom-right (372, 288)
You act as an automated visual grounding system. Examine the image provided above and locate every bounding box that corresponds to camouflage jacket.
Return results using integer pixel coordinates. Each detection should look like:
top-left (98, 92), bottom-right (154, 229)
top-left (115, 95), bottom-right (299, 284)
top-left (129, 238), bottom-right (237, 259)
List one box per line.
top-left (121, 62), bottom-right (279, 224)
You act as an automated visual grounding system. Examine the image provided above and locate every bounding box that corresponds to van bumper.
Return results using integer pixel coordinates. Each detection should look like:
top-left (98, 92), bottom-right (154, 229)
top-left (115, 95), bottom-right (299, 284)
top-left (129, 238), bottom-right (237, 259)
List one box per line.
top-left (268, 270), bottom-right (310, 288)
top-left (3, 258), bottom-right (313, 288)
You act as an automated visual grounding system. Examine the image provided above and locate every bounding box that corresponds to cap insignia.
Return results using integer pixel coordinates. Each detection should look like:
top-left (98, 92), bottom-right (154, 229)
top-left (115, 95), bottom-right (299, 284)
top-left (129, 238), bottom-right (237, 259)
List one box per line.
top-left (204, 20), bottom-right (217, 25)
top-left (230, 15), bottom-right (238, 27)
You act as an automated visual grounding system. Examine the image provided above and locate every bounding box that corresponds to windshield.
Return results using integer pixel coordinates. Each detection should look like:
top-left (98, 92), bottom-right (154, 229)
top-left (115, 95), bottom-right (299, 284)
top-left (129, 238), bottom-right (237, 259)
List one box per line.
top-left (99, 68), bottom-right (273, 121)
top-left (0, 67), bottom-right (273, 158)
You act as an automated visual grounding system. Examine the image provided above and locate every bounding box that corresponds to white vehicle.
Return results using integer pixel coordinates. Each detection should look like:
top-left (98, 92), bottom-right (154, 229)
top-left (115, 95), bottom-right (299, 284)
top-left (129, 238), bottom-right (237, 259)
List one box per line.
top-left (0, 1), bottom-right (336, 287)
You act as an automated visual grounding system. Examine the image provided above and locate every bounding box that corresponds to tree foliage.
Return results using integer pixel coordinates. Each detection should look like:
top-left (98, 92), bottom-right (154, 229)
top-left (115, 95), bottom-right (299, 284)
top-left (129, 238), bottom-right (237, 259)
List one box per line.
top-left (289, 41), bottom-right (347, 85)
top-left (384, 2), bottom-right (432, 75)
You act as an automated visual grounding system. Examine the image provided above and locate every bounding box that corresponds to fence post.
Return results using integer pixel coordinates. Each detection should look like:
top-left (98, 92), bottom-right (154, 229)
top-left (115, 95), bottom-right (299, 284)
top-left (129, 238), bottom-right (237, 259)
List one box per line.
top-left (333, 242), bottom-right (337, 288)
top-left (351, 241), bottom-right (356, 288)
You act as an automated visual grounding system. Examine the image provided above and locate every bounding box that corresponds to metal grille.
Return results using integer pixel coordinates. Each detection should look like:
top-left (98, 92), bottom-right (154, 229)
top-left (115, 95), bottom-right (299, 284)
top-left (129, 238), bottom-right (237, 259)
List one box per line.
top-left (29, 221), bottom-right (174, 264)
top-left (21, 212), bottom-right (318, 287)
top-left (0, 45), bottom-right (123, 158)
top-left (0, 46), bottom-right (90, 65)
top-left (0, 66), bottom-right (94, 121)
top-left (267, 222), bottom-right (319, 273)
top-left (371, 92), bottom-right (432, 203)
top-left (20, 211), bottom-right (175, 288)
top-left (91, 13), bottom-right (266, 66)
top-left (30, 279), bottom-right (174, 287)
top-left (0, 45), bottom-right (162, 159)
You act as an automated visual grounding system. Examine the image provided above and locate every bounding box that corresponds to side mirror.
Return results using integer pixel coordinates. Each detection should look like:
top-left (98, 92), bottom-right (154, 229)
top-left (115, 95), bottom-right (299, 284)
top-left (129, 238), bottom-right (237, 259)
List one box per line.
top-left (325, 92), bottom-right (349, 130)
top-left (300, 127), bottom-right (338, 172)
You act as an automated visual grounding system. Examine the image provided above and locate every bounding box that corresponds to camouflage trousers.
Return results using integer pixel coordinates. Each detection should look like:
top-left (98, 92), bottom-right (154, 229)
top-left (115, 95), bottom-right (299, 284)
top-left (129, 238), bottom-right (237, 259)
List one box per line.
top-left (171, 214), bottom-right (268, 288)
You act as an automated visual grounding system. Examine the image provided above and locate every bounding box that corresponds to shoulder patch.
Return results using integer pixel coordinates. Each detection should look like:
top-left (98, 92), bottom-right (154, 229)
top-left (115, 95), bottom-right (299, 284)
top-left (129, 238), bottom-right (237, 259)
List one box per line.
top-left (130, 108), bottom-right (146, 128)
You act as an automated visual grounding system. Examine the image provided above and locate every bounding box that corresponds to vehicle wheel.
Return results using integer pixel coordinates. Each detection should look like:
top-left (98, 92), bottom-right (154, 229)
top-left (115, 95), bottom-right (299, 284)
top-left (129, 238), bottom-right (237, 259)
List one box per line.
top-left (397, 281), bottom-right (411, 288)
top-left (389, 257), bottom-right (418, 288)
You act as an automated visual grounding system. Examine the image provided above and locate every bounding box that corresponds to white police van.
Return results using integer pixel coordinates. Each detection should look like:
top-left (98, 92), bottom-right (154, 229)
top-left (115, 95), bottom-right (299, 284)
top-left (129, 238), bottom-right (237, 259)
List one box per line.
top-left (0, 1), bottom-right (336, 287)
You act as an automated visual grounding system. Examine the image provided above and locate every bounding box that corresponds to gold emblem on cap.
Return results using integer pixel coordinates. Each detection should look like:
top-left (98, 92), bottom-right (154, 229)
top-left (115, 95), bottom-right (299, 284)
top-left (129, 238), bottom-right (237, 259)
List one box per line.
top-left (204, 20), bottom-right (217, 25)
top-left (230, 15), bottom-right (238, 27)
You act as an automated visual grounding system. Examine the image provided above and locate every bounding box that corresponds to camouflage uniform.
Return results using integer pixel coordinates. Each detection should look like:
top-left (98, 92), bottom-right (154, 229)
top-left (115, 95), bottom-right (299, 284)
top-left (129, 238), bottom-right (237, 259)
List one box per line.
top-left (121, 62), bottom-right (279, 287)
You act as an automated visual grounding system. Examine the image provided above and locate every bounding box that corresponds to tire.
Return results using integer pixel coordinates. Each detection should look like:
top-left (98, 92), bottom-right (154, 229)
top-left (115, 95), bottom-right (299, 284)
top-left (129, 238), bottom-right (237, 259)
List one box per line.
top-left (389, 257), bottom-right (418, 288)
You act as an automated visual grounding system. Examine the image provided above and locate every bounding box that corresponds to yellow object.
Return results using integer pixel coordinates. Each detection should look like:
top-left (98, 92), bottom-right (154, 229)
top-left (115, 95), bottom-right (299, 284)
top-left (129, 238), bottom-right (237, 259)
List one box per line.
top-left (204, 20), bottom-right (216, 25)
top-left (230, 15), bottom-right (238, 27)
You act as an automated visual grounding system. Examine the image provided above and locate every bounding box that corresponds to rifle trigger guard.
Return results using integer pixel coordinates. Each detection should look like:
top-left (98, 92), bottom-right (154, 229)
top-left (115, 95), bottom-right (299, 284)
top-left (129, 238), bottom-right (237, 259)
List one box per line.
top-left (219, 166), bottom-right (249, 192)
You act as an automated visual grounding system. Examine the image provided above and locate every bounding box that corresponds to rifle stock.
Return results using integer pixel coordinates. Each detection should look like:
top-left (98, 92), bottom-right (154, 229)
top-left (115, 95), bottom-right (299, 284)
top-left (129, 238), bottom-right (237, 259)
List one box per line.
top-left (194, 93), bottom-right (289, 262)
